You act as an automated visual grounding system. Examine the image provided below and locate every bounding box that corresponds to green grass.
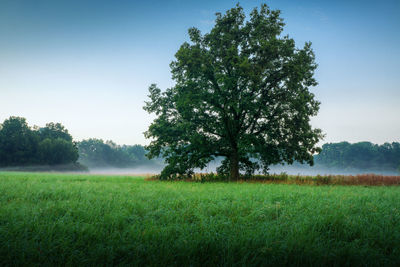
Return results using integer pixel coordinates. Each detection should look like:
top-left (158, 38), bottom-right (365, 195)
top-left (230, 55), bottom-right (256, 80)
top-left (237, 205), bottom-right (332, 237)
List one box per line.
top-left (1, 172), bottom-right (400, 266)
top-left (154, 172), bottom-right (400, 186)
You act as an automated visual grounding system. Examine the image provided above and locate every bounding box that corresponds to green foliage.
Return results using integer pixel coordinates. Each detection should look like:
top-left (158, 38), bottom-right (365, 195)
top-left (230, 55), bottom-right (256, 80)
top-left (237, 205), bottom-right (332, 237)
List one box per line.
top-left (1, 172), bottom-right (400, 265)
top-left (0, 117), bottom-right (39, 166)
top-left (77, 139), bottom-right (159, 168)
top-left (39, 122), bottom-right (73, 142)
top-left (38, 138), bottom-right (78, 165)
top-left (315, 141), bottom-right (400, 171)
top-left (144, 4), bottom-right (323, 180)
top-left (0, 116), bottom-right (79, 167)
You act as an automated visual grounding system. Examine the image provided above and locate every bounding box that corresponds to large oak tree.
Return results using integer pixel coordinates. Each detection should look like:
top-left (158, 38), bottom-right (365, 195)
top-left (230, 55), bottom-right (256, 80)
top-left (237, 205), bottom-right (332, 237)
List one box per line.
top-left (144, 4), bottom-right (323, 180)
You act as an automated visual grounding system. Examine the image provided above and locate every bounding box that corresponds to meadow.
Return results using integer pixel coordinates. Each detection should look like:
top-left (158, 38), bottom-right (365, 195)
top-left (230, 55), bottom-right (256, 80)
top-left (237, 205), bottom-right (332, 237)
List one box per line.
top-left (1, 172), bottom-right (400, 266)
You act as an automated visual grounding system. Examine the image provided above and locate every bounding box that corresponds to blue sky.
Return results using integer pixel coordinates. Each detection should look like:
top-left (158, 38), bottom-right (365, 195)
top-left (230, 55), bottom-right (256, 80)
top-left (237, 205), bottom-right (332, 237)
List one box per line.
top-left (0, 0), bottom-right (399, 145)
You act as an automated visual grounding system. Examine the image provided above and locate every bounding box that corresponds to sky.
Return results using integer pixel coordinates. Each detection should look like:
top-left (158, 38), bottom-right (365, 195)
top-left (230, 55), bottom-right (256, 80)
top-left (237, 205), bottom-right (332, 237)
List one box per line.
top-left (0, 0), bottom-right (399, 145)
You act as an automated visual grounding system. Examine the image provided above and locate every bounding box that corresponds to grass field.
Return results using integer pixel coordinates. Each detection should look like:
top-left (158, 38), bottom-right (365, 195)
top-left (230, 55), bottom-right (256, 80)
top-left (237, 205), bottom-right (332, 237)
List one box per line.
top-left (1, 172), bottom-right (400, 266)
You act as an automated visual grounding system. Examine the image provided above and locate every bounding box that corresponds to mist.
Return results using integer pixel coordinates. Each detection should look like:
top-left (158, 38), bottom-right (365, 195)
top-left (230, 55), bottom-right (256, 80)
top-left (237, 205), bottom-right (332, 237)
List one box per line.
top-left (1, 160), bottom-right (397, 177)
top-left (182, 159), bottom-right (400, 176)
top-left (88, 165), bottom-right (165, 175)
top-left (192, 157), bottom-right (400, 176)
top-left (268, 165), bottom-right (400, 176)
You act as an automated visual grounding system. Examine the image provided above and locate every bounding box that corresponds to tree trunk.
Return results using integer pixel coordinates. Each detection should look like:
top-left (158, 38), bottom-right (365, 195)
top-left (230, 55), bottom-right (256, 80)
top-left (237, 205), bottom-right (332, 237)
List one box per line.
top-left (229, 150), bottom-right (239, 181)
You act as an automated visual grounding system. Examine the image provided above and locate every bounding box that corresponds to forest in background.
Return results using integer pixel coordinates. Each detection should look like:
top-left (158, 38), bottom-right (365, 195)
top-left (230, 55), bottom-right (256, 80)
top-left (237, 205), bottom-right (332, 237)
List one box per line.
top-left (314, 142), bottom-right (400, 172)
top-left (0, 116), bottom-right (399, 174)
top-left (0, 116), bottom-right (161, 171)
top-left (77, 139), bottom-right (163, 169)
top-left (0, 117), bottom-right (82, 170)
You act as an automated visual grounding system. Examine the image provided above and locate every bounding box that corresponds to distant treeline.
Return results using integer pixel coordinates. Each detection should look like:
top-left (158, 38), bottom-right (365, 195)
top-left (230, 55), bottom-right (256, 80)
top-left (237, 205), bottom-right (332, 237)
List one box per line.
top-left (314, 142), bottom-right (400, 172)
top-left (76, 140), bottom-right (400, 172)
top-left (1, 116), bottom-right (399, 173)
top-left (0, 116), bottom-right (82, 169)
top-left (77, 139), bottom-right (161, 168)
top-left (0, 116), bottom-right (160, 171)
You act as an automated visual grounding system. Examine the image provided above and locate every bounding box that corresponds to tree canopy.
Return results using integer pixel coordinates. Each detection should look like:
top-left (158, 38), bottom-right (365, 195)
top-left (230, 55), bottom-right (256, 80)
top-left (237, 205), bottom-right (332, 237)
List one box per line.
top-left (77, 139), bottom-right (156, 168)
top-left (315, 142), bottom-right (400, 172)
top-left (144, 4), bottom-right (323, 180)
top-left (0, 116), bottom-right (78, 167)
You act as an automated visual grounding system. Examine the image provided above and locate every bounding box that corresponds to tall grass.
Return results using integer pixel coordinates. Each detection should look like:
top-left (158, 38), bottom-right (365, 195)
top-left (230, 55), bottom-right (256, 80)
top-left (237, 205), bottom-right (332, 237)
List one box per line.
top-left (150, 172), bottom-right (400, 186)
top-left (1, 172), bottom-right (400, 266)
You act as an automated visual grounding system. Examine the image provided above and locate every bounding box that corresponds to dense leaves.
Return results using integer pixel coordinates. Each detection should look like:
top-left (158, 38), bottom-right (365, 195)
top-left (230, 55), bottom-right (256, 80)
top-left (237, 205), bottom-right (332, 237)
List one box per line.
top-left (315, 142), bottom-right (400, 172)
top-left (0, 116), bottom-right (78, 167)
top-left (77, 139), bottom-right (159, 168)
top-left (38, 138), bottom-right (78, 165)
top-left (144, 4), bottom-right (323, 179)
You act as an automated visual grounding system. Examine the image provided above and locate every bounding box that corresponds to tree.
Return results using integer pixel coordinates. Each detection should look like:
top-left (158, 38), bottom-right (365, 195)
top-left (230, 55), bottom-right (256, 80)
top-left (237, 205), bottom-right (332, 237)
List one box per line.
top-left (78, 139), bottom-right (114, 167)
top-left (144, 4), bottom-right (323, 180)
top-left (0, 116), bottom-right (80, 167)
top-left (39, 122), bottom-right (73, 142)
top-left (0, 116), bottom-right (39, 166)
top-left (314, 141), bottom-right (400, 172)
top-left (78, 139), bottom-right (136, 168)
top-left (38, 138), bottom-right (79, 165)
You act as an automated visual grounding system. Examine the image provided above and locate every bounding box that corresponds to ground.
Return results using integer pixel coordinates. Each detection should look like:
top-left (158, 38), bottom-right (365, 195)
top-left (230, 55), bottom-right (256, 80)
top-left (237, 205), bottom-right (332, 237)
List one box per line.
top-left (1, 172), bottom-right (400, 266)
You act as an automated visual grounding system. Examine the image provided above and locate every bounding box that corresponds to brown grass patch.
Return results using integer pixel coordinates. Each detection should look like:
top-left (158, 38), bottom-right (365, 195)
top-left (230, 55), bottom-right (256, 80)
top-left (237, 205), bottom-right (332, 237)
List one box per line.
top-left (147, 173), bottom-right (400, 186)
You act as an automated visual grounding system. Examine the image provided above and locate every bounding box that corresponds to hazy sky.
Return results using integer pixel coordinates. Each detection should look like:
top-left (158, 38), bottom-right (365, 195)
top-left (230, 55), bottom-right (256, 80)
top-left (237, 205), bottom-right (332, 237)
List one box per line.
top-left (1, 0), bottom-right (399, 145)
